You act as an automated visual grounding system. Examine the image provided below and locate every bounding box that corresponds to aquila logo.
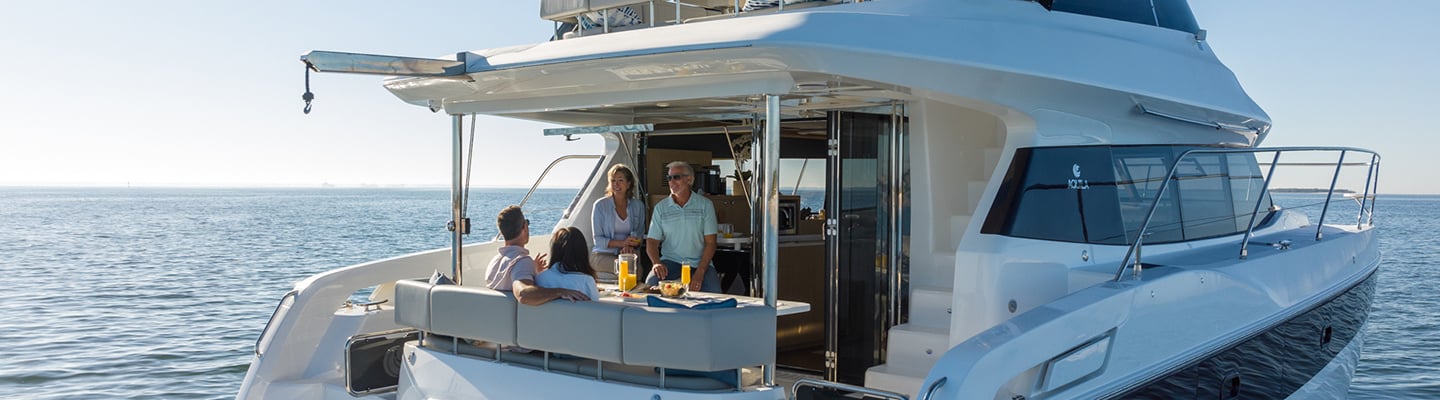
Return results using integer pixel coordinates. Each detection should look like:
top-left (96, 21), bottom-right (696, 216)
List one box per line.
top-left (1068, 163), bottom-right (1090, 190)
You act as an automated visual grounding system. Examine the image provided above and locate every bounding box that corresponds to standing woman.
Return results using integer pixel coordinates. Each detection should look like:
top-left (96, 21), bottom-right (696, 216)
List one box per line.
top-left (590, 164), bottom-right (645, 282)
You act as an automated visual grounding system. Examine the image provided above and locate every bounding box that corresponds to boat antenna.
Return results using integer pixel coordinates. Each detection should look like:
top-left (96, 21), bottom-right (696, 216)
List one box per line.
top-left (301, 62), bottom-right (317, 114)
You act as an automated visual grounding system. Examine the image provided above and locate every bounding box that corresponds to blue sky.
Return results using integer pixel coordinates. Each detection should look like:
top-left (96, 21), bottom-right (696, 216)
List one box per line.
top-left (1, 1), bottom-right (1435, 193)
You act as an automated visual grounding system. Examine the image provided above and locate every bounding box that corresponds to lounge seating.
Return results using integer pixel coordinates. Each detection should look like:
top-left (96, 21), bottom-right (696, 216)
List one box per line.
top-left (392, 279), bottom-right (777, 390)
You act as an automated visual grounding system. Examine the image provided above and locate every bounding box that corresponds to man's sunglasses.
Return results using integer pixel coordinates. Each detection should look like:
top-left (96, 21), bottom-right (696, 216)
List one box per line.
top-left (666, 174), bottom-right (690, 181)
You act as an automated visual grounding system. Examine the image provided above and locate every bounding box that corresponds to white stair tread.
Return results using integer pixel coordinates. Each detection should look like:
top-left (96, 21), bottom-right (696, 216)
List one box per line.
top-left (908, 287), bottom-right (953, 330)
top-left (884, 324), bottom-right (949, 376)
top-left (864, 364), bottom-right (925, 398)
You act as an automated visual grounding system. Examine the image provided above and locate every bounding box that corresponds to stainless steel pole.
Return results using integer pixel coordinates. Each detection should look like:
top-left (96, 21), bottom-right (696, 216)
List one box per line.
top-left (761, 94), bottom-right (781, 386)
top-left (451, 114), bottom-right (465, 284)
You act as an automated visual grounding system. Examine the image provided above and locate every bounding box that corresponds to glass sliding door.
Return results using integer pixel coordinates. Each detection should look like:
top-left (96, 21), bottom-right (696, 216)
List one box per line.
top-left (824, 111), bottom-right (908, 384)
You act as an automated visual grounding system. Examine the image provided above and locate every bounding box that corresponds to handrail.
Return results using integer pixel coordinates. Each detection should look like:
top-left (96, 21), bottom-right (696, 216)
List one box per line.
top-left (518, 155), bottom-right (604, 209)
top-left (494, 154), bottom-right (605, 242)
top-left (792, 378), bottom-right (909, 400)
top-left (1113, 147), bottom-right (1380, 281)
top-left (551, 0), bottom-right (862, 37)
top-left (255, 289), bottom-right (299, 356)
top-left (918, 376), bottom-right (947, 400)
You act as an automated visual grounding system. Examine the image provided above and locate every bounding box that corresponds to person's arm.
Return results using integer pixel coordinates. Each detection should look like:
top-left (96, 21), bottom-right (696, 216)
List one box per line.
top-left (514, 278), bottom-right (590, 305)
top-left (647, 209), bottom-right (666, 278)
top-left (693, 234), bottom-right (717, 291)
top-left (692, 199), bottom-right (719, 290)
top-left (647, 238), bottom-right (666, 279)
top-left (591, 198), bottom-right (618, 251)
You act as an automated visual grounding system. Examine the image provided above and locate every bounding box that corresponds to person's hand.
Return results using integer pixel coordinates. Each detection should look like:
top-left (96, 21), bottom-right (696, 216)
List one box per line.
top-left (554, 288), bottom-right (590, 302)
top-left (652, 263), bottom-right (667, 279)
top-left (689, 275), bottom-right (703, 292)
top-left (620, 246), bottom-right (635, 255)
top-left (627, 237), bottom-right (643, 247)
top-left (535, 253), bottom-right (549, 270)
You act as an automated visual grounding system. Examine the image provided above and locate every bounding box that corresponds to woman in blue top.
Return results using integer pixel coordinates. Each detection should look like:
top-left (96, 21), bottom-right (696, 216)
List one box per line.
top-left (590, 164), bottom-right (645, 282)
top-left (536, 227), bottom-right (600, 301)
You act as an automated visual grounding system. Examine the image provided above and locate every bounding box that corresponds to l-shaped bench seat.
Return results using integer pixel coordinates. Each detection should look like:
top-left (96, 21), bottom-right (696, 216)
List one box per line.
top-left (393, 279), bottom-right (777, 390)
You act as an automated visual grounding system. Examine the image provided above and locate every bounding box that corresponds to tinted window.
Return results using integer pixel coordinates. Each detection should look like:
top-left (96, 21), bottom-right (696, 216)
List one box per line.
top-left (984, 146), bottom-right (1124, 244)
top-left (983, 145), bottom-right (1273, 245)
top-left (1044, 0), bottom-right (1201, 34)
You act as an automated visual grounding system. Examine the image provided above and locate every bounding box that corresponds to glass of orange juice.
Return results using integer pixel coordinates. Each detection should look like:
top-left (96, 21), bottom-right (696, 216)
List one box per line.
top-left (618, 254), bottom-right (637, 291)
top-left (681, 263), bottom-right (692, 286)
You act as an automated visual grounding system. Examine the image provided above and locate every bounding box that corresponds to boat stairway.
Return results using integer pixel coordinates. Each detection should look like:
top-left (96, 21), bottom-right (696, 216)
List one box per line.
top-left (866, 285), bottom-right (953, 396)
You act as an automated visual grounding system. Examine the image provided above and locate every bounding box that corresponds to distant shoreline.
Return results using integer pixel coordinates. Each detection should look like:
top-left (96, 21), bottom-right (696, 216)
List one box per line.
top-left (1270, 188), bottom-right (1356, 194)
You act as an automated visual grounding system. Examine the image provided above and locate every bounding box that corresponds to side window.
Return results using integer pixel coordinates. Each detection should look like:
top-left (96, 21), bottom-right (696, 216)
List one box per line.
top-left (986, 145), bottom-right (1271, 245)
top-left (982, 146), bottom-right (1123, 244)
top-left (1227, 153), bottom-right (1271, 230)
top-left (1175, 153), bottom-right (1235, 240)
top-left (1112, 146), bottom-right (1183, 243)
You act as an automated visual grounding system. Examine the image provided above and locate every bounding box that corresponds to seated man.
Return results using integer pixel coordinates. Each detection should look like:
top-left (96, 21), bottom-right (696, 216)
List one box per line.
top-left (484, 205), bottom-right (590, 305)
top-left (646, 161), bottom-right (722, 292)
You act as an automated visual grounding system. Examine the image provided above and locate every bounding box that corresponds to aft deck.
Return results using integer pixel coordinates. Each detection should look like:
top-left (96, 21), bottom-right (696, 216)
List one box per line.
top-left (393, 279), bottom-right (811, 397)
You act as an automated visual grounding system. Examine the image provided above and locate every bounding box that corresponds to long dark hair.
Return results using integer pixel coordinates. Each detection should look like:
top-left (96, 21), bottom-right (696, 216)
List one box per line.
top-left (549, 226), bottom-right (596, 277)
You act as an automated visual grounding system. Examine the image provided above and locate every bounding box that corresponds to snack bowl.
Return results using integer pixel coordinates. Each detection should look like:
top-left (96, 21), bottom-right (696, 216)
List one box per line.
top-left (659, 280), bottom-right (687, 298)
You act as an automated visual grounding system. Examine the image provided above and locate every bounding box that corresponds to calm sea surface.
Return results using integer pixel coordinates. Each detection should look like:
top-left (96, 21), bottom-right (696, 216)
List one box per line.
top-left (0, 188), bottom-right (1433, 399)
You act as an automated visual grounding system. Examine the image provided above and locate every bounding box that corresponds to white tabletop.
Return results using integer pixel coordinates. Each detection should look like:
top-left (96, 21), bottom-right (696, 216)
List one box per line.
top-left (596, 285), bottom-right (809, 316)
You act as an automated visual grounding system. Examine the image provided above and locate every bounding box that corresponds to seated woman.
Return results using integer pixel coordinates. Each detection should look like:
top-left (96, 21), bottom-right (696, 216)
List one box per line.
top-left (590, 164), bottom-right (645, 282)
top-left (536, 226), bottom-right (601, 301)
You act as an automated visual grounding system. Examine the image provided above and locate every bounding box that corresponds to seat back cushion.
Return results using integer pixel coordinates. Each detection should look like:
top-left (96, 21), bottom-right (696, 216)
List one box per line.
top-left (517, 300), bottom-right (625, 362)
top-left (429, 285), bottom-right (518, 346)
top-left (621, 306), bottom-right (776, 371)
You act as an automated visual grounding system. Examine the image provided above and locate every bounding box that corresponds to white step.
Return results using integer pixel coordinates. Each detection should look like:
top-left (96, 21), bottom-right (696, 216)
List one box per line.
top-left (864, 364), bottom-right (925, 398)
top-left (983, 147), bottom-right (1002, 177)
top-left (883, 324), bottom-right (949, 377)
top-left (908, 286), bottom-right (952, 330)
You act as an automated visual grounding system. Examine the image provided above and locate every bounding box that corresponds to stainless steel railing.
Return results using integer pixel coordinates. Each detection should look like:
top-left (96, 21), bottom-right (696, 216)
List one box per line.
top-left (1113, 147), bottom-right (1380, 281)
top-left (550, 0), bottom-right (868, 38)
top-left (793, 378), bottom-right (909, 400)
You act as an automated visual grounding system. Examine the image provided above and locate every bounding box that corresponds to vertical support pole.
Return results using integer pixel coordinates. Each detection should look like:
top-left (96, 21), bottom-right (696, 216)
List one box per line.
top-left (887, 102), bottom-right (904, 329)
top-left (1316, 150), bottom-right (1346, 241)
top-left (1368, 156), bottom-right (1380, 226)
top-left (760, 94), bottom-right (781, 386)
top-left (451, 114), bottom-right (466, 284)
top-left (1358, 153), bottom-right (1377, 228)
top-left (1239, 151), bottom-right (1281, 259)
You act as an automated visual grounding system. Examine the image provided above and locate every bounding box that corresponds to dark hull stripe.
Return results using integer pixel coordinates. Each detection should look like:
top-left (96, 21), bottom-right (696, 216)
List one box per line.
top-left (1115, 270), bottom-right (1377, 399)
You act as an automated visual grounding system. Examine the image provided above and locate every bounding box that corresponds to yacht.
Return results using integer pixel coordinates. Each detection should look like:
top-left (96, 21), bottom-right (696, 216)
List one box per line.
top-left (238, 1), bottom-right (1382, 399)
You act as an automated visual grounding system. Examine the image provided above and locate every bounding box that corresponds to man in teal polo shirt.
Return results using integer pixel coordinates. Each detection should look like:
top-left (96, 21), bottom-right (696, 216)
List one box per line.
top-left (645, 161), bottom-right (721, 292)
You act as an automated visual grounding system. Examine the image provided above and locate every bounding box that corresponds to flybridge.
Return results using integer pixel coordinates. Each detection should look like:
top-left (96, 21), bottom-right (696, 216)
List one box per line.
top-left (541, 0), bottom-right (850, 39)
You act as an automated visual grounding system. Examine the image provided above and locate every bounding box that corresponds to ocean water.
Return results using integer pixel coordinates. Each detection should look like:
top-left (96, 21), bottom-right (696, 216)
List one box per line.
top-left (0, 187), bottom-right (1433, 399)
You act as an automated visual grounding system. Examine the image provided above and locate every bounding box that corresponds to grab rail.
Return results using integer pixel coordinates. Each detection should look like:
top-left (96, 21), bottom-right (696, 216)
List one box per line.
top-left (517, 154), bottom-right (604, 209)
top-left (918, 376), bottom-right (947, 400)
top-left (793, 378), bottom-right (909, 400)
top-left (1113, 147), bottom-right (1380, 281)
top-left (255, 289), bottom-right (299, 356)
top-left (492, 154), bottom-right (604, 242)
